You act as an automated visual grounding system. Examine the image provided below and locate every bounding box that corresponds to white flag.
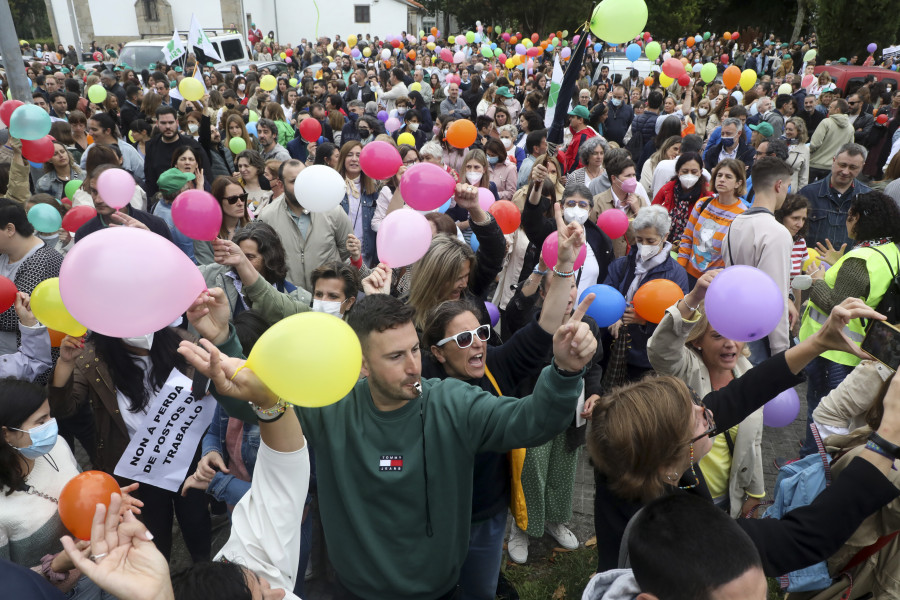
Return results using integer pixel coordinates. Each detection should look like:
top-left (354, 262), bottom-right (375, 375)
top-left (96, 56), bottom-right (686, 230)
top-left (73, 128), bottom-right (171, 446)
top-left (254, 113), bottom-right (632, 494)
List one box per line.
top-left (189, 14), bottom-right (221, 62)
top-left (163, 29), bottom-right (186, 64)
top-left (544, 55), bottom-right (564, 129)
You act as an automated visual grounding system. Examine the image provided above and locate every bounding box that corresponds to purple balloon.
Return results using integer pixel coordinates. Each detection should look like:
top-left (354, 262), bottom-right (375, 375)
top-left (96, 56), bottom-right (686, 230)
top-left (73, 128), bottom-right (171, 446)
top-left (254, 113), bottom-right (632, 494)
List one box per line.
top-left (485, 301), bottom-right (500, 327)
top-left (868, 43), bottom-right (877, 54)
top-left (377, 110), bottom-right (389, 122)
top-left (763, 388), bottom-right (800, 427)
top-left (704, 266), bottom-right (784, 342)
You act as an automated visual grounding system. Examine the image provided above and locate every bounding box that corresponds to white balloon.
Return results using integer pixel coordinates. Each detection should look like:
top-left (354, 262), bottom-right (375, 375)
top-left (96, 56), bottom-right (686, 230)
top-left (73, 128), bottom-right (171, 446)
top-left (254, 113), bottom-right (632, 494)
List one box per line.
top-left (777, 83), bottom-right (793, 96)
top-left (381, 48), bottom-right (391, 60)
top-left (295, 165), bottom-right (346, 212)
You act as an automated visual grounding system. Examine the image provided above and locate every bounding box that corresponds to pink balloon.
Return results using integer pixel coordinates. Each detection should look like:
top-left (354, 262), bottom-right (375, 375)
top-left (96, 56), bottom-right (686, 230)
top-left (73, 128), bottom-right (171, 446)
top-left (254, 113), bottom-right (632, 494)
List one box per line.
top-left (597, 209), bottom-right (629, 238)
top-left (400, 163), bottom-right (456, 211)
top-left (59, 227), bottom-right (205, 337)
top-left (171, 190), bottom-right (222, 241)
top-left (376, 209), bottom-right (432, 268)
top-left (440, 48), bottom-right (453, 62)
top-left (498, 53), bottom-right (507, 63)
top-left (360, 141), bottom-right (402, 180)
top-left (385, 117), bottom-right (402, 133)
top-left (801, 74), bottom-right (814, 88)
top-left (477, 187), bottom-right (495, 211)
top-left (96, 168), bottom-right (135, 210)
top-left (541, 232), bottom-right (587, 270)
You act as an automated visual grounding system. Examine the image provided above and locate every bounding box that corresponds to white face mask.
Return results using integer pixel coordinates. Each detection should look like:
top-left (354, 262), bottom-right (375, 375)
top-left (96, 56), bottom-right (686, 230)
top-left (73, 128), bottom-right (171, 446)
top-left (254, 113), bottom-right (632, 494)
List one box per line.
top-left (398, 107), bottom-right (408, 115)
top-left (638, 243), bottom-right (662, 261)
top-left (238, 83), bottom-right (246, 91)
top-left (501, 138), bottom-right (513, 149)
top-left (563, 206), bottom-right (589, 225)
top-left (188, 123), bottom-right (199, 134)
top-left (313, 299), bottom-right (344, 317)
top-left (465, 171), bottom-right (482, 184)
top-left (679, 174), bottom-right (700, 189)
top-left (698, 108), bottom-right (709, 117)
top-left (122, 333), bottom-right (154, 350)
top-left (408, 123), bottom-right (419, 132)
top-left (792, 274), bottom-right (813, 291)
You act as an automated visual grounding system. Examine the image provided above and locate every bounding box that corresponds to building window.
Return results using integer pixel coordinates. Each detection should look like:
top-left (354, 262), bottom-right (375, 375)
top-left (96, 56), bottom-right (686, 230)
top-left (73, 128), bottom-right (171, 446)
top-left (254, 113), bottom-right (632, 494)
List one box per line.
top-left (354, 5), bottom-right (370, 23)
top-left (143, 0), bottom-right (159, 22)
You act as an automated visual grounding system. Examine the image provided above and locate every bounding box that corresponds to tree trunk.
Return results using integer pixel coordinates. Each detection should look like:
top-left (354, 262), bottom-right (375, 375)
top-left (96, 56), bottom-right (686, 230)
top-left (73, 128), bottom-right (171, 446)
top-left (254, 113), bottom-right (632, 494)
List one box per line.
top-left (791, 0), bottom-right (806, 43)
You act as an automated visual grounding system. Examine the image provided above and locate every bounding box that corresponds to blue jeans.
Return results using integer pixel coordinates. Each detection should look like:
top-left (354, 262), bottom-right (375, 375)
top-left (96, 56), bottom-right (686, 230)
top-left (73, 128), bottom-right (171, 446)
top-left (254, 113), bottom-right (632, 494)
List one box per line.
top-left (745, 338), bottom-right (771, 367)
top-left (457, 511), bottom-right (507, 600)
top-left (800, 356), bottom-right (854, 456)
top-left (66, 575), bottom-right (116, 599)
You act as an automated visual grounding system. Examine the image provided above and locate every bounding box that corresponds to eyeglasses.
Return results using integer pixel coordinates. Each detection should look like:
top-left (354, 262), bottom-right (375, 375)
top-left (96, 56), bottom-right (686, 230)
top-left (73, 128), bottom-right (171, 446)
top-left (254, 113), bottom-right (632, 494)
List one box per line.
top-left (690, 388), bottom-right (716, 443)
top-left (223, 193), bottom-right (248, 205)
top-left (436, 324), bottom-right (491, 349)
top-left (403, 158), bottom-right (419, 166)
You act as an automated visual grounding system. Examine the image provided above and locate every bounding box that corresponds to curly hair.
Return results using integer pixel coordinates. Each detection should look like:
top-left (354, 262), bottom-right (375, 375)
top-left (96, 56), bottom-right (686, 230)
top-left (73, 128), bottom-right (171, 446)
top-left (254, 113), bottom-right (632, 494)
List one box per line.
top-left (849, 192), bottom-right (900, 242)
top-left (233, 221), bottom-right (289, 283)
top-left (775, 194), bottom-right (810, 240)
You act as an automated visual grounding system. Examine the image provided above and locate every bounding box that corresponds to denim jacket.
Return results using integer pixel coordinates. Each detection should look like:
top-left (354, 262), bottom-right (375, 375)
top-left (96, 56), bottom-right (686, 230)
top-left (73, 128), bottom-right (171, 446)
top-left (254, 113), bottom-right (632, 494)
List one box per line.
top-left (200, 403), bottom-right (260, 505)
top-left (800, 175), bottom-right (872, 249)
top-left (341, 188), bottom-right (379, 265)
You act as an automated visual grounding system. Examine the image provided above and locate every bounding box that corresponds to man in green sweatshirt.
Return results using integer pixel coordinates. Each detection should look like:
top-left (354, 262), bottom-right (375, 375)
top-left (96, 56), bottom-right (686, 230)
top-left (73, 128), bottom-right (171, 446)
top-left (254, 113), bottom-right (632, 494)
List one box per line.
top-left (179, 286), bottom-right (596, 600)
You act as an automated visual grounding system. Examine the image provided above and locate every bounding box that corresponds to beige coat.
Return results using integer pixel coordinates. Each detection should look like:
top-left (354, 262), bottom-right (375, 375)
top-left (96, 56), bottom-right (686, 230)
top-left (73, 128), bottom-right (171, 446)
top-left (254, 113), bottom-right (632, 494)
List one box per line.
top-left (813, 360), bottom-right (893, 438)
top-left (647, 305), bottom-right (765, 517)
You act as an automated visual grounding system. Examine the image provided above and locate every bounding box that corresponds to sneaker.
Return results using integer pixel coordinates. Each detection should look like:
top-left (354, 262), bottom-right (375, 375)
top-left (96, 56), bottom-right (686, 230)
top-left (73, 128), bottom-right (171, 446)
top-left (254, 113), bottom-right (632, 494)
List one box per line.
top-left (545, 522), bottom-right (579, 550)
top-left (507, 525), bottom-right (529, 564)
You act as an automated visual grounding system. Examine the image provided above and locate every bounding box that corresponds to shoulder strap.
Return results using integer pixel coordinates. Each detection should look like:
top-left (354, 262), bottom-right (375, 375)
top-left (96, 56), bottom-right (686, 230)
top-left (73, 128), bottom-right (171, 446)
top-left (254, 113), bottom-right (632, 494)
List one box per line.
top-left (484, 365), bottom-right (503, 396)
top-left (617, 506), bottom-right (646, 569)
top-left (869, 245), bottom-right (899, 280)
top-left (723, 429), bottom-right (736, 455)
top-left (697, 195), bottom-right (716, 217)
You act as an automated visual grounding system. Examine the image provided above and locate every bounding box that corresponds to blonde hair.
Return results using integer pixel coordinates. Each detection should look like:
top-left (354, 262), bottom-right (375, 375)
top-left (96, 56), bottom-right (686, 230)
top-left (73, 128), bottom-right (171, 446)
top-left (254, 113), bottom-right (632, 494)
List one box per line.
top-left (407, 234), bottom-right (475, 329)
top-left (684, 301), bottom-right (751, 358)
top-left (462, 149), bottom-right (491, 188)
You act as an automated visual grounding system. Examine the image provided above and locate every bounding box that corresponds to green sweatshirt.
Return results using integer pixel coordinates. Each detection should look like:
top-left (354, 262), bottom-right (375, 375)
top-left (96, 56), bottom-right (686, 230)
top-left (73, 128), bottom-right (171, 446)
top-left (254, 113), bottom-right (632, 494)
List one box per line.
top-left (214, 329), bottom-right (582, 600)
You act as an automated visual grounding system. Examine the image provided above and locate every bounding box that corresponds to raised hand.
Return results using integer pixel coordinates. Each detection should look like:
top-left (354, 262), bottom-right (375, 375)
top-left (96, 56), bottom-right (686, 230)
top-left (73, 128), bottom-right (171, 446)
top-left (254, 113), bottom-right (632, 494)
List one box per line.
top-left (552, 293), bottom-right (598, 372)
top-left (212, 238), bottom-right (246, 267)
top-left (553, 203), bottom-right (585, 269)
top-left (58, 335), bottom-right (86, 363)
top-left (815, 239), bottom-right (847, 266)
top-left (177, 338), bottom-right (278, 408)
top-left (362, 263), bottom-right (392, 295)
top-left (185, 288), bottom-right (231, 345)
top-left (109, 211), bottom-right (149, 230)
top-left (14, 292), bottom-right (37, 327)
top-left (815, 298), bottom-right (884, 358)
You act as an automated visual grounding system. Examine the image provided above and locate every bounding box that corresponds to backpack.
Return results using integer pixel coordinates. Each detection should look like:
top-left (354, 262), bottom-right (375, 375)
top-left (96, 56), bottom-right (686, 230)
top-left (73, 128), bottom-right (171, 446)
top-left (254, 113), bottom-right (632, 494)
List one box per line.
top-left (869, 244), bottom-right (900, 325)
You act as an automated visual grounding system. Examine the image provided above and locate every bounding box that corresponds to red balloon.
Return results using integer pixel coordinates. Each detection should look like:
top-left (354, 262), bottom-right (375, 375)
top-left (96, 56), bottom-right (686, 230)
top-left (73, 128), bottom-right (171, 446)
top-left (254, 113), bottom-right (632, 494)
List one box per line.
top-left (721, 53), bottom-right (730, 64)
top-left (22, 135), bottom-right (55, 163)
top-left (0, 100), bottom-right (24, 127)
top-left (298, 118), bottom-right (322, 143)
top-left (92, 51), bottom-right (102, 61)
top-left (285, 47), bottom-right (293, 57)
top-left (61, 205), bottom-right (97, 233)
top-left (0, 276), bottom-right (17, 313)
top-left (876, 114), bottom-right (889, 125)
top-left (59, 471), bottom-right (120, 540)
top-left (732, 32), bottom-right (740, 40)
top-left (662, 58), bottom-right (685, 78)
top-left (391, 39), bottom-right (400, 48)
top-left (489, 200), bottom-right (521, 234)
top-left (678, 73), bottom-right (692, 87)
top-left (643, 32), bottom-right (652, 41)
top-left (530, 33), bottom-right (539, 44)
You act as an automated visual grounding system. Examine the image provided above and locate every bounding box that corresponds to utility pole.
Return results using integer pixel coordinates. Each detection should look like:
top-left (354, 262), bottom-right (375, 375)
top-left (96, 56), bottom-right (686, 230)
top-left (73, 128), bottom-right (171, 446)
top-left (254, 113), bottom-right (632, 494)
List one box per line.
top-left (67, 0), bottom-right (84, 59)
top-left (0, 0), bottom-right (34, 103)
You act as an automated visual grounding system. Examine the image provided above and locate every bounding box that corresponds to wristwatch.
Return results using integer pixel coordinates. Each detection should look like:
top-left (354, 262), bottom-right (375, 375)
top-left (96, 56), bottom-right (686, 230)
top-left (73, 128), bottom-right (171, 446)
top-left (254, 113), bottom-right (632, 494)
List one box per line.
top-left (552, 359), bottom-right (582, 378)
top-left (868, 431), bottom-right (900, 460)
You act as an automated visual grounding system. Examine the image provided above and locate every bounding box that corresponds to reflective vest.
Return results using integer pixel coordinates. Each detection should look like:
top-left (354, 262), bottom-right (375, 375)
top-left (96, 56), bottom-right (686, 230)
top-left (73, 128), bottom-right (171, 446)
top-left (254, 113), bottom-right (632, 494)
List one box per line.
top-left (799, 242), bottom-right (900, 366)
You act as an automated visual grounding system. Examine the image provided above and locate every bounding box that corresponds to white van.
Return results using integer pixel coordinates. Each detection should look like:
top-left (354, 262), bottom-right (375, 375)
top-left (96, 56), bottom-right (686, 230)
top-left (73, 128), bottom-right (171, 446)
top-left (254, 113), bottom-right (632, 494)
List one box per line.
top-left (117, 33), bottom-right (250, 72)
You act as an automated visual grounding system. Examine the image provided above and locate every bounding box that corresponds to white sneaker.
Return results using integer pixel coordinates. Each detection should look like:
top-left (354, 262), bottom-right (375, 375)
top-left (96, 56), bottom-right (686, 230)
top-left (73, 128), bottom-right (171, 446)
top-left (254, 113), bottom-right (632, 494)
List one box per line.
top-left (507, 525), bottom-right (529, 564)
top-left (545, 522), bottom-right (579, 550)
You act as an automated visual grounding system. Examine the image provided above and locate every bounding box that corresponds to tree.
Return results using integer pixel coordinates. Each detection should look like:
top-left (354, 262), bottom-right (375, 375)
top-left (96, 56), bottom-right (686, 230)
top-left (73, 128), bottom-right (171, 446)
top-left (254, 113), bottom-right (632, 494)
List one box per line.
top-left (8, 0), bottom-right (50, 40)
top-left (816, 0), bottom-right (900, 62)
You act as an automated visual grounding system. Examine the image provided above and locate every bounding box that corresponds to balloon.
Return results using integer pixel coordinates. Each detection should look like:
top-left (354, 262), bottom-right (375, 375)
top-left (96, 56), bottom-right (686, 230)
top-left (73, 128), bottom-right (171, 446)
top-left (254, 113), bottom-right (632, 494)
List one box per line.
top-left (360, 141), bottom-right (402, 180)
top-left (777, 83), bottom-right (793, 96)
top-left (692, 63), bottom-right (703, 73)
top-left (59, 471), bottom-right (120, 540)
top-left (21, 135), bottom-right (54, 163)
top-left (95, 168), bottom-right (135, 210)
top-left (632, 279), bottom-right (684, 324)
top-left (246, 122), bottom-right (257, 136)
top-left (440, 48), bottom-right (452, 62)
top-left (561, 48), bottom-right (571, 60)
top-left (60, 227), bottom-right (205, 336)
top-left (739, 69), bottom-right (757, 91)
top-left (87, 84), bottom-right (107, 104)
top-left (0, 100), bottom-right (24, 126)
top-left (293, 165), bottom-right (345, 212)
top-left (397, 132), bottom-right (416, 147)
top-left (645, 41), bottom-right (661, 61)
top-left (801, 74), bottom-right (815, 88)
top-left (578, 284), bottom-right (626, 327)
top-left (376, 209), bottom-right (432, 268)
top-left (677, 73), bottom-right (691, 87)
top-left (489, 200), bottom-right (520, 234)
top-left (171, 190), bottom-right (222, 241)
top-left (732, 32), bottom-right (740, 40)
top-left (659, 73), bottom-right (674, 88)
top-left (348, 34), bottom-right (358, 47)
top-left (248, 110), bottom-right (259, 122)
top-left (877, 114), bottom-right (889, 125)
top-left (477, 187), bottom-right (495, 212)
top-left (385, 117), bottom-right (402, 133)
top-left (410, 82), bottom-right (422, 93)
top-left (64, 179), bottom-right (83, 200)
top-left (485, 301), bottom-right (500, 327)
top-left (178, 77), bottom-right (203, 101)
top-left (589, 0), bottom-right (648, 44)
top-left (643, 76), bottom-right (653, 87)
top-left (453, 51), bottom-right (465, 64)
top-left (260, 74), bottom-right (277, 91)
top-left (400, 163), bottom-right (456, 211)
top-left (377, 110), bottom-right (388, 122)
top-left (868, 43), bottom-right (877, 54)
top-left (723, 32), bottom-right (731, 41)
top-left (8, 104), bottom-right (51, 140)
top-left (686, 37), bottom-right (695, 48)
top-left (597, 209), bottom-right (629, 238)
top-left (446, 119), bottom-right (477, 149)
top-left (27, 204), bottom-right (62, 233)
top-left (662, 58), bottom-right (685, 78)
top-left (722, 65), bottom-right (741, 89)
top-left (228, 137), bottom-right (247, 154)
top-left (700, 62), bottom-right (717, 84)
top-left (465, 31), bottom-right (475, 44)
top-left (245, 312), bottom-right (361, 407)
top-left (720, 53), bottom-right (729, 65)
top-left (0, 276), bottom-right (16, 313)
top-left (731, 90), bottom-right (744, 103)
top-left (541, 231), bottom-right (587, 270)
top-left (763, 388), bottom-right (800, 427)
top-left (703, 32), bottom-right (711, 40)
top-left (30, 278), bottom-right (86, 337)
top-left (285, 47), bottom-right (294, 57)
top-left (298, 118), bottom-right (322, 143)
top-left (61, 205), bottom-right (96, 232)
top-left (705, 265), bottom-right (784, 342)
top-left (625, 43), bottom-right (642, 62)
top-left (804, 49), bottom-right (817, 62)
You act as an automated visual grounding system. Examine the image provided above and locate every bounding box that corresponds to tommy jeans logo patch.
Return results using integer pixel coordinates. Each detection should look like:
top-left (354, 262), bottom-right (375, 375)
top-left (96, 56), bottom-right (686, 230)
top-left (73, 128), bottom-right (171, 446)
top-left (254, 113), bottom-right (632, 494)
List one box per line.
top-left (379, 455), bottom-right (403, 471)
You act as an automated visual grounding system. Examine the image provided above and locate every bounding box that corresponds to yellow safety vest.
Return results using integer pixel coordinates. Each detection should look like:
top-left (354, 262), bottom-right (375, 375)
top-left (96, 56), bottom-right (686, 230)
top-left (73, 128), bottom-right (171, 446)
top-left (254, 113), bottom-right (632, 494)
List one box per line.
top-left (799, 242), bottom-right (900, 366)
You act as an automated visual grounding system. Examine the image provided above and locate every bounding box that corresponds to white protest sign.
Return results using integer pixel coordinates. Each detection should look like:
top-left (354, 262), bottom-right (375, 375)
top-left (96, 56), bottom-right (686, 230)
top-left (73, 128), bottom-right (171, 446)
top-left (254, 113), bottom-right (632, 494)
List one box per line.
top-left (114, 368), bottom-right (216, 492)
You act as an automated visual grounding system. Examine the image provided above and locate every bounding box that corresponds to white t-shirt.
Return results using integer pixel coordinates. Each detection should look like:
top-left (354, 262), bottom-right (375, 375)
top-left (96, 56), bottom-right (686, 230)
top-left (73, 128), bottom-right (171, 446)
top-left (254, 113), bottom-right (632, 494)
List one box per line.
top-left (577, 242), bottom-right (601, 300)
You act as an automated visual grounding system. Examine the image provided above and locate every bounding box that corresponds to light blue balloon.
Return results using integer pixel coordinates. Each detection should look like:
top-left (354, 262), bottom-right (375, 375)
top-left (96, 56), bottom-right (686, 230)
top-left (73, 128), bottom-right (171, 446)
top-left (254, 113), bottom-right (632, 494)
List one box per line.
top-left (8, 103), bottom-right (51, 141)
top-left (474, 33), bottom-right (482, 44)
top-left (491, 43), bottom-right (497, 50)
top-left (594, 43), bottom-right (602, 52)
top-left (695, 35), bottom-right (703, 44)
top-left (607, 42), bottom-right (617, 47)
top-left (437, 198), bottom-right (451, 213)
top-left (29, 161), bottom-right (43, 169)
top-left (625, 43), bottom-right (642, 62)
top-left (246, 122), bottom-right (258, 136)
top-left (27, 204), bottom-right (63, 233)
top-left (470, 233), bottom-right (480, 251)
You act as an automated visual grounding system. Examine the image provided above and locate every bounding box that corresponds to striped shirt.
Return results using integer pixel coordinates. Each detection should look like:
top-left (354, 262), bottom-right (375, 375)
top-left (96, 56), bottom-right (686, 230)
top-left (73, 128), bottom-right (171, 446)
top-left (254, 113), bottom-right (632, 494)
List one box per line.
top-left (791, 238), bottom-right (809, 279)
top-left (678, 195), bottom-right (747, 278)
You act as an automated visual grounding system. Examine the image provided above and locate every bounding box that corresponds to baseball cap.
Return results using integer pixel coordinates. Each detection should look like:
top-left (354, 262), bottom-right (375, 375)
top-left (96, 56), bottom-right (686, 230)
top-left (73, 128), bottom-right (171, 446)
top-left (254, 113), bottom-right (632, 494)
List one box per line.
top-left (749, 121), bottom-right (774, 138)
top-left (568, 105), bottom-right (590, 119)
top-left (495, 86), bottom-right (513, 98)
top-left (157, 168), bottom-right (196, 194)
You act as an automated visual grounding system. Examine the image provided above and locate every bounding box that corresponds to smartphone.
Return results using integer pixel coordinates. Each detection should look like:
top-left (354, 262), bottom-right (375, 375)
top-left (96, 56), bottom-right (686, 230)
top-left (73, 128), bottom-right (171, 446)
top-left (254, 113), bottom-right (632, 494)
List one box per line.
top-left (861, 320), bottom-right (900, 371)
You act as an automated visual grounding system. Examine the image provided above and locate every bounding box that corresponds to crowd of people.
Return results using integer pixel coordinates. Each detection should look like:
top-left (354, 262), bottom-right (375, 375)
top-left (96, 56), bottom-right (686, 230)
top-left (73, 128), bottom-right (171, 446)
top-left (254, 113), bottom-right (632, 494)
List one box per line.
top-left (1, 18), bottom-right (900, 600)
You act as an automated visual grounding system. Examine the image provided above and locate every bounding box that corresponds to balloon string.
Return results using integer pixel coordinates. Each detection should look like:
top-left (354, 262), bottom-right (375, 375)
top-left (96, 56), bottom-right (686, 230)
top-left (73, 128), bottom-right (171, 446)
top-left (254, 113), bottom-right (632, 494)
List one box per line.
top-left (231, 363), bottom-right (245, 380)
top-left (313, 0), bottom-right (320, 39)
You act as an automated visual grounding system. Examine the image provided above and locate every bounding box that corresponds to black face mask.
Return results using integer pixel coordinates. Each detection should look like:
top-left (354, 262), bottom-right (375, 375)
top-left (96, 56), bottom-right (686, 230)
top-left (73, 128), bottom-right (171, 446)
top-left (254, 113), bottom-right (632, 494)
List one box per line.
top-left (358, 128), bottom-right (370, 137)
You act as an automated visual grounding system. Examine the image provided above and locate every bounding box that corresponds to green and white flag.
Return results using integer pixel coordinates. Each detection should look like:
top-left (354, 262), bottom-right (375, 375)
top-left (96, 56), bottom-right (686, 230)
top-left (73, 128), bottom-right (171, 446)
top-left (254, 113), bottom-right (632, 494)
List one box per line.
top-left (189, 14), bottom-right (221, 62)
top-left (544, 55), bottom-right (564, 129)
top-left (164, 30), bottom-right (186, 64)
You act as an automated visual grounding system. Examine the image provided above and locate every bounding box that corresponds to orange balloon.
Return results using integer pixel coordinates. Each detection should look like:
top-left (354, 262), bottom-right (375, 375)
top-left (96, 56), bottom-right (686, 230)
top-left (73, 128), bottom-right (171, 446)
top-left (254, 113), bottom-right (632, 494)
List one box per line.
top-left (384, 60), bottom-right (392, 69)
top-left (446, 119), bottom-right (477, 149)
top-left (408, 50), bottom-right (416, 60)
top-left (722, 65), bottom-right (741, 89)
top-left (431, 27), bottom-right (438, 36)
top-left (723, 32), bottom-right (732, 40)
top-left (541, 41), bottom-right (549, 49)
top-left (48, 329), bottom-right (66, 347)
top-left (644, 76), bottom-right (654, 87)
top-left (58, 471), bottom-right (120, 540)
top-left (489, 200), bottom-right (521, 234)
top-left (399, 42), bottom-right (405, 49)
top-left (632, 279), bottom-right (685, 324)
top-left (86, 135), bottom-right (94, 145)
top-left (686, 37), bottom-right (695, 47)
top-left (510, 36), bottom-right (518, 45)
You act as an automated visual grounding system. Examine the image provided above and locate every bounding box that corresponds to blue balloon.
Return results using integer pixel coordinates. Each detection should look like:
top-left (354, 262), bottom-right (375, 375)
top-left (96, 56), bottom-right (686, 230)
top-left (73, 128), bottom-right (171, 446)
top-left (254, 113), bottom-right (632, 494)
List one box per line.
top-left (437, 198), bottom-right (451, 213)
top-left (607, 42), bottom-right (617, 47)
top-left (28, 161), bottom-right (44, 169)
top-left (246, 122), bottom-right (258, 136)
top-left (491, 43), bottom-right (497, 50)
top-left (578, 284), bottom-right (626, 327)
top-left (594, 43), bottom-right (602, 52)
top-left (470, 233), bottom-right (480, 251)
top-left (474, 33), bottom-right (482, 43)
top-left (625, 43), bottom-right (642, 62)
top-left (695, 35), bottom-right (703, 44)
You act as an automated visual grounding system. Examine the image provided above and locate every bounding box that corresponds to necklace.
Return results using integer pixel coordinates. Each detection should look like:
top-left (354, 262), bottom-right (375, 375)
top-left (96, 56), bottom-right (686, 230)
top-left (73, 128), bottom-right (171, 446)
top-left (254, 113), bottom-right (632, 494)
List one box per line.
top-left (21, 455), bottom-right (60, 503)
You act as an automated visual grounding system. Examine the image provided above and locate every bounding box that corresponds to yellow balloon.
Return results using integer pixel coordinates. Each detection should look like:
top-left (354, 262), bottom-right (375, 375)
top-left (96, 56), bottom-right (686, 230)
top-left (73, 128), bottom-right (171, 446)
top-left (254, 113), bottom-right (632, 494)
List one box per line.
top-left (244, 312), bottom-right (361, 407)
top-left (327, 44), bottom-right (334, 53)
top-left (178, 77), bottom-right (204, 102)
top-left (426, 42), bottom-right (436, 51)
top-left (260, 74), bottom-right (277, 91)
top-left (87, 84), bottom-right (107, 104)
top-left (410, 82), bottom-right (422, 92)
top-left (505, 58), bottom-right (514, 68)
top-left (659, 73), bottom-right (674, 88)
top-left (280, 52), bottom-right (287, 59)
top-left (739, 69), bottom-right (757, 92)
top-left (802, 248), bottom-right (821, 273)
top-left (397, 132), bottom-right (416, 146)
top-left (348, 34), bottom-right (358, 47)
top-left (31, 278), bottom-right (86, 337)
top-left (448, 35), bottom-right (456, 45)
top-left (363, 47), bottom-right (372, 57)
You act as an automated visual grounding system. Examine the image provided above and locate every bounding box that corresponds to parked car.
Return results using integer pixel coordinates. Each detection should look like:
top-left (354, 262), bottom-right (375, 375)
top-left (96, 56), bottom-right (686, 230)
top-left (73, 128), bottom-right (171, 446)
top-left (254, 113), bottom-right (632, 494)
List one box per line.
top-left (118, 33), bottom-right (249, 73)
top-left (813, 65), bottom-right (899, 97)
top-left (598, 51), bottom-right (656, 82)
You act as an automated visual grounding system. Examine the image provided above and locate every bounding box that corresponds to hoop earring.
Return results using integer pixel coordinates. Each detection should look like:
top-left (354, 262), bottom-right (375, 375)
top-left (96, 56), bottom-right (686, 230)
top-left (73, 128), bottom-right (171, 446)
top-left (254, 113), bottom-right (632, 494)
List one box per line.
top-left (665, 471), bottom-right (679, 482)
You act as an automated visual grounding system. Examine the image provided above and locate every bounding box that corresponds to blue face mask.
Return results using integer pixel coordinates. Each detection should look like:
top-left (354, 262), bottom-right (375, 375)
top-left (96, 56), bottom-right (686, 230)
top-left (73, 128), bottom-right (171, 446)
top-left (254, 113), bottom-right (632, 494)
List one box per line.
top-left (722, 136), bottom-right (735, 148)
top-left (10, 418), bottom-right (58, 459)
top-left (488, 156), bottom-right (499, 165)
top-left (611, 98), bottom-right (622, 107)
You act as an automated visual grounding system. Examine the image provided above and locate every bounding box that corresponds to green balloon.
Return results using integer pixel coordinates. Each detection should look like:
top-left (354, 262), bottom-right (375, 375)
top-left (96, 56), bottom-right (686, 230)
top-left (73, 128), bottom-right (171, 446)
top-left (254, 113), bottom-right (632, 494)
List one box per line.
top-left (229, 137), bottom-right (247, 154)
top-left (87, 84), bottom-right (107, 104)
top-left (248, 110), bottom-right (259, 123)
top-left (481, 46), bottom-right (492, 58)
top-left (703, 32), bottom-right (711, 40)
top-left (64, 179), bottom-right (83, 199)
top-left (700, 62), bottom-right (717, 83)
top-left (27, 204), bottom-right (62, 233)
top-left (804, 49), bottom-right (817, 62)
top-left (466, 31), bottom-right (475, 44)
top-left (645, 41), bottom-right (661, 62)
top-left (493, 48), bottom-right (502, 57)
top-left (589, 0), bottom-right (648, 44)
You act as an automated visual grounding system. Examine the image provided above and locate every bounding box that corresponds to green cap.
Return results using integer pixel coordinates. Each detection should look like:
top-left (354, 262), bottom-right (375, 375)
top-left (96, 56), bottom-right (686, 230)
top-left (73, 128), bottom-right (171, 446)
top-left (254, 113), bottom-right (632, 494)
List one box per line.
top-left (157, 168), bottom-right (196, 194)
top-left (568, 105), bottom-right (590, 119)
top-left (149, 63), bottom-right (157, 69)
top-left (174, 66), bottom-right (183, 73)
top-left (113, 66), bottom-right (121, 71)
top-left (495, 86), bottom-right (513, 98)
top-left (61, 67), bottom-right (70, 74)
top-left (751, 48), bottom-right (760, 53)
top-left (207, 62), bottom-right (214, 67)
top-left (749, 121), bottom-right (774, 138)
top-left (838, 57), bottom-right (847, 63)
top-left (76, 64), bottom-right (85, 70)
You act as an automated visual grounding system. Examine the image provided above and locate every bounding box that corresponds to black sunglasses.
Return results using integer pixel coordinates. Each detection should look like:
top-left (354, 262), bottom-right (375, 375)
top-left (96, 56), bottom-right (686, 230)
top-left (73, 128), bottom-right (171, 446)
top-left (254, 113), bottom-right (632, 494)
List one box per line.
top-left (690, 388), bottom-right (717, 443)
top-left (223, 193), bottom-right (248, 205)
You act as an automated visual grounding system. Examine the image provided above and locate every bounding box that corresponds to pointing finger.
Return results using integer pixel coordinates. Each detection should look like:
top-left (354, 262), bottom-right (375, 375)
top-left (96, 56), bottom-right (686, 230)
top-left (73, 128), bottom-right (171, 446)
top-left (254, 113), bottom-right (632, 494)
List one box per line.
top-left (569, 293), bottom-right (595, 324)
